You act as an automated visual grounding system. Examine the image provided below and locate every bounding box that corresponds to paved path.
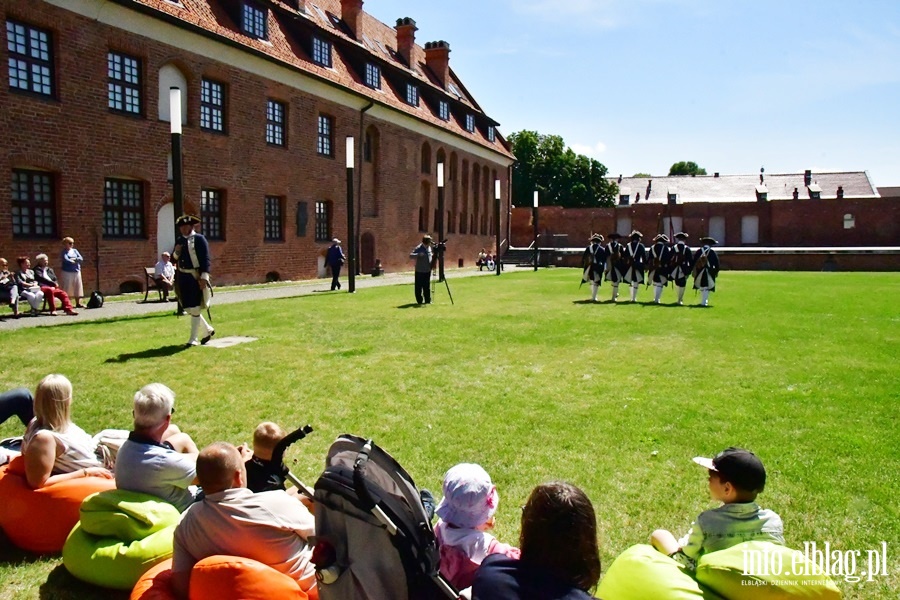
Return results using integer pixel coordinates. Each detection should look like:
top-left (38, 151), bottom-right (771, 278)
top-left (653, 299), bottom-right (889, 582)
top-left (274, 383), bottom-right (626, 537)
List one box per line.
top-left (0, 269), bottom-right (499, 331)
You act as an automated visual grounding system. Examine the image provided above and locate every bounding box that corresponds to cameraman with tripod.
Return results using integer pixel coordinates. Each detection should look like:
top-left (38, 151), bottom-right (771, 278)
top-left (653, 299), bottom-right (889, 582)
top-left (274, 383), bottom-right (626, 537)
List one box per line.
top-left (409, 235), bottom-right (434, 305)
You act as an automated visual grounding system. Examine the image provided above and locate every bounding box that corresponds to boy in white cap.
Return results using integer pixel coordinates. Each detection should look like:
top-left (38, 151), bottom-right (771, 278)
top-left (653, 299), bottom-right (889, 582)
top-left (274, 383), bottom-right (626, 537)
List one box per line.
top-left (650, 447), bottom-right (784, 565)
top-left (435, 463), bottom-right (520, 591)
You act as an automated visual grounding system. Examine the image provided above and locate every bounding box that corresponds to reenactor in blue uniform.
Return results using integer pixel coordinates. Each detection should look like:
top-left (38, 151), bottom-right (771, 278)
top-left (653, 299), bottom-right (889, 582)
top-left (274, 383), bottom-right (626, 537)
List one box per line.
top-left (623, 230), bottom-right (646, 302)
top-left (669, 232), bottom-right (693, 305)
top-left (605, 233), bottom-right (625, 302)
top-left (581, 234), bottom-right (606, 302)
top-left (693, 236), bottom-right (720, 307)
top-left (647, 234), bottom-right (673, 304)
top-left (172, 215), bottom-right (215, 346)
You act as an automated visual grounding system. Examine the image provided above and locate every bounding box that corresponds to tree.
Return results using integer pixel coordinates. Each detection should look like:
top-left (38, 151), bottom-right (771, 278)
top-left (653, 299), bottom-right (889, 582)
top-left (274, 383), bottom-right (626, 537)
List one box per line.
top-left (508, 130), bottom-right (617, 208)
top-left (668, 161), bottom-right (707, 176)
top-left (632, 173), bottom-right (652, 178)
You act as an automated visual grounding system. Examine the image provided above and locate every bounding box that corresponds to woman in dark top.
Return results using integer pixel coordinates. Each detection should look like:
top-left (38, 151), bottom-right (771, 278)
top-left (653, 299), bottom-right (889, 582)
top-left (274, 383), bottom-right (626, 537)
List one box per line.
top-left (472, 482), bottom-right (601, 600)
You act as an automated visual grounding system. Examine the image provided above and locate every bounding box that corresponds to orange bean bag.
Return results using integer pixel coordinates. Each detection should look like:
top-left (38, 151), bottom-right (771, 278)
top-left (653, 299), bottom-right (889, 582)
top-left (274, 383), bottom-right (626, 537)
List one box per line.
top-left (0, 456), bottom-right (115, 554)
top-left (131, 555), bottom-right (313, 600)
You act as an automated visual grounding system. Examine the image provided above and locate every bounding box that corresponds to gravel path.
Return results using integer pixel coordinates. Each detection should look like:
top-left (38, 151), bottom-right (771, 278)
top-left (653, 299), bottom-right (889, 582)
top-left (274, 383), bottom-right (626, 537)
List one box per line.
top-left (0, 269), bottom-right (499, 331)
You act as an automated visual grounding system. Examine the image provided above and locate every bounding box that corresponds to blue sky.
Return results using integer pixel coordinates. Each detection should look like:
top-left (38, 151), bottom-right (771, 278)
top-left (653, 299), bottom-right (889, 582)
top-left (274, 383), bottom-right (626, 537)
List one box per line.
top-left (366, 0), bottom-right (900, 186)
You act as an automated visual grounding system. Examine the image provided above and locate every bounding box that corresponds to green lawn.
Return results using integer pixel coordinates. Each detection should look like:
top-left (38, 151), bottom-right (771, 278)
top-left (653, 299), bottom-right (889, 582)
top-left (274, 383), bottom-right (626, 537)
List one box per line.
top-left (0, 270), bottom-right (897, 599)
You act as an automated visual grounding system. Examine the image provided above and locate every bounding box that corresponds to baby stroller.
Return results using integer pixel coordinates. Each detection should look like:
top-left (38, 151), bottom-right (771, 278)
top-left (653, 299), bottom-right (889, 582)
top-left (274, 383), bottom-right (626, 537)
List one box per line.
top-left (312, 434), bottom-right (457, 600)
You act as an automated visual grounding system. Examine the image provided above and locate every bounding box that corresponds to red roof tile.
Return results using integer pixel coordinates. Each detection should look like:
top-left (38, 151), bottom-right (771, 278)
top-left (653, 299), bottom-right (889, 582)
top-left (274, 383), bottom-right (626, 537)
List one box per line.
top-left (130, 0), bottom-right (512, 159)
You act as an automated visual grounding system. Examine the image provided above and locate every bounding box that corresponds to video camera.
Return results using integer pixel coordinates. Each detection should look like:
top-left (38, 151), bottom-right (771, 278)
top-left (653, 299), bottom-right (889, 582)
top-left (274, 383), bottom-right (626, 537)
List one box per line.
top-left (433, 239), bottom-right (448, 255)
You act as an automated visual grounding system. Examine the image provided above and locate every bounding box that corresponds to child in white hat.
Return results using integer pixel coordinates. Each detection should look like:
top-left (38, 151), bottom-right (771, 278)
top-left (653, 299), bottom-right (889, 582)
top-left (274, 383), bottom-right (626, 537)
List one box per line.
top-left (435, 463), bottom-right (520, 591)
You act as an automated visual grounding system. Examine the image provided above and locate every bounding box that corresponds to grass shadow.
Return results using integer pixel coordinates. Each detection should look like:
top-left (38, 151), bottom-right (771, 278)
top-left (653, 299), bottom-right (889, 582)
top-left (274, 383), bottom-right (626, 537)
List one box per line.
top-left (105, 344), bottom-right (191, 363)
top-left (0, 529), bottom-right (43, 566)
top-left (396, 303), bottom-right (425, 309)
top-left (40, 563), bottom-right (129, 600)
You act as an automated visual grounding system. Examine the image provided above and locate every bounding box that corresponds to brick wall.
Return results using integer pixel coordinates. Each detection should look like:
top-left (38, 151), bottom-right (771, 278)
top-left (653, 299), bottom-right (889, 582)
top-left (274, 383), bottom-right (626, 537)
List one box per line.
top-left (512, 196), bottom-right (900, 258)
top-left (0, 1), bottom-right (508, 294)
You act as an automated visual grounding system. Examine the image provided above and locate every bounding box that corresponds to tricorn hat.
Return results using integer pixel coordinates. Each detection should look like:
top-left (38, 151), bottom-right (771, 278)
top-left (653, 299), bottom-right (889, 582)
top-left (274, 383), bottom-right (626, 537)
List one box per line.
top-left (699, 236), bottom-right (718, 245)
top-left (176, 214), bottom-right (200, 227)
top-left (590, 233), bottom-right (604, 242)
top-left (607, 232), bottom-right (622, 239)
top-left (630, 230), bottom-right (643, 239)
top-left (654, 234), bottom-right (670, 243)
top-left (674, 232), bottom-right (689, 240)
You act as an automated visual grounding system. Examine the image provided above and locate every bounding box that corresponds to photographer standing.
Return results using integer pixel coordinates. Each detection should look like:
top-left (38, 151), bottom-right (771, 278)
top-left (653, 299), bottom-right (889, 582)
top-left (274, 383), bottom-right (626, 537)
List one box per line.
top-left (409, 235), bottom-right (434, 305)
top-left (325, 238), bottom-right (345, 291)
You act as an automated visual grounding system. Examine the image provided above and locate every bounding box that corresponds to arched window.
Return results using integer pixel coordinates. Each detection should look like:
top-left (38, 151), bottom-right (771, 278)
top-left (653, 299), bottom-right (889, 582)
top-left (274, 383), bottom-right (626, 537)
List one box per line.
top-left (448, 152), bottom-right (458, 233)
top-left (364, 125), bottom-right (380, 217)
top-left (158, 63), bottom-right (188, 124)
top-left (472, 164), bottom-right (480, 234)
top-left (460, 160), bottom-right (469, 234)
top-left (421, 142), bottom-right (431, 174)
top-left (419, 181), bottom-right (431, 232)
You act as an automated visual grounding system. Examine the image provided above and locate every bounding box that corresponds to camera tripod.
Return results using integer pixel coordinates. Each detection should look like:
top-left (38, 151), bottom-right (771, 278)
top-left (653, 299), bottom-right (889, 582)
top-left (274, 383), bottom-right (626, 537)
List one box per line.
top-left (430, 268), bottom-right (454, 305)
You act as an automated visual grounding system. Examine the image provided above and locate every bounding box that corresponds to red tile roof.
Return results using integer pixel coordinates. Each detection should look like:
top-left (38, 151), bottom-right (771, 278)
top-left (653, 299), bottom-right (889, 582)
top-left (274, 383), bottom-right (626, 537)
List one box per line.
top-left (128, 0), bottom-right (513, 159)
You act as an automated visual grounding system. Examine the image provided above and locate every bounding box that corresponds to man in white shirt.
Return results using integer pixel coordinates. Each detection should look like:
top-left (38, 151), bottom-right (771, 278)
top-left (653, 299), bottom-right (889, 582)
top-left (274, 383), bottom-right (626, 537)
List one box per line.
top-left (172, 442), bottom-right (316, 598)
top-left (154, 252), bottom-right (176, 301)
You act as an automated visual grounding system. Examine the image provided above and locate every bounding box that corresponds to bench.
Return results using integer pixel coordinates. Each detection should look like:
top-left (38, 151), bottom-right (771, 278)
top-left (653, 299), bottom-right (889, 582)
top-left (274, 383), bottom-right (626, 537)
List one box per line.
top-left (143, 267), bottom-right (165, 302)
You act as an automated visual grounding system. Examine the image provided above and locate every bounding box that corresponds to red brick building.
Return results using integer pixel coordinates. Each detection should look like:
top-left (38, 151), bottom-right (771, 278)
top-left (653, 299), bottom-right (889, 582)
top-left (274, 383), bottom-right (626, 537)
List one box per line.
top-left (1, 0), bottom-right (514, 293)
top-left (511, 171), bottom-right (900, 271)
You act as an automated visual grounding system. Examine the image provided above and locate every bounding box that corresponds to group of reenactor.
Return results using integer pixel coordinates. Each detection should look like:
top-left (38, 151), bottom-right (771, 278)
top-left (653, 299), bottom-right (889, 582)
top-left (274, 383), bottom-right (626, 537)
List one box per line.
top-left (581, 230), bottom-right (720, 306)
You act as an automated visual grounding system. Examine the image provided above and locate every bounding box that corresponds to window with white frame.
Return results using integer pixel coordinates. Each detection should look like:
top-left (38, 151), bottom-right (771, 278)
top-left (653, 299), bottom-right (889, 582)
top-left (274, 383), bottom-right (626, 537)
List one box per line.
top-left (312, 37), bottom-right (332, 67)
top-left (315, 201), bottom-right (331, 241)
top-left (365, 63), bottom-right (380, 89)
top-left (465, 114), bottom-right (475, 132)
top-left (438, 100), bottom-right (450, 121)
top-left (487, 126), bottom-right (495, 142)
top-left (108, 51), bottom-right (142, 115)
top-left (7, 21), bottom-right (54, 97)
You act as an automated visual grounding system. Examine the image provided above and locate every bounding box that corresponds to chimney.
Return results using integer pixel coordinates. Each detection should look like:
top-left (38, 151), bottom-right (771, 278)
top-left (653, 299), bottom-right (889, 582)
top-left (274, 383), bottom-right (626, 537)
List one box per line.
top-left (804, 169), bottom-right (812, 186)
top-left (646, 179), bottom-right (652, 199)
top-left (793, 187), bottom-right (799, 200)
top-left (340, 0), bottom-right (363, 39)
top-left (424, 41), bottom-right (451, 88)
top-left (714, 172), bottom-right (719, 178)
top-left (395, 17), bottom-right (417, 67)
top-left (837, 185), bottom-right (844, 199)
top-left (283, 0), bottom-right (304, 11)
top-left (617, 174), bottom-right (622, 183)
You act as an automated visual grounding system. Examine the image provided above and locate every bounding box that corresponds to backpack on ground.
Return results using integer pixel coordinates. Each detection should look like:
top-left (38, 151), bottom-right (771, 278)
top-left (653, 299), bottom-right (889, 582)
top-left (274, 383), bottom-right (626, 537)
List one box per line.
top-left (312, 434), bottom-right (456, 600)
top-left (87, 291), bottom-right (104, 309)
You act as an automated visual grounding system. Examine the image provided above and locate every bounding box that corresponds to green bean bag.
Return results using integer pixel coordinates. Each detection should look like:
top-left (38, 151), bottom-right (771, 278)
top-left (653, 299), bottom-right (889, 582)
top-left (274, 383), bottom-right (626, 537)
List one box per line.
top-left (696, 541), bottom-right (842, 599)
top-left (63, 489), bottom-right (181, 589)
top-left (597, 544), bottom-right (726, 600)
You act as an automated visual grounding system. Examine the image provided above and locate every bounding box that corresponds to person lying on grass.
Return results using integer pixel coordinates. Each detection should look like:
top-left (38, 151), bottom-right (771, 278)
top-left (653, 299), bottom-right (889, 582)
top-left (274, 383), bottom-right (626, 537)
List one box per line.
top-left (650, 447), bottom-right (784, 566)
top-left (22, 374), bottom-right (112, 488)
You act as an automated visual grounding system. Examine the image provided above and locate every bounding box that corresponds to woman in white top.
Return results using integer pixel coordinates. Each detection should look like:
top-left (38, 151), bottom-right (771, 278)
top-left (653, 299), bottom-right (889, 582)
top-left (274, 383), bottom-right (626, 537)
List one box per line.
top-left (22, 374), bottom-right (112, 489)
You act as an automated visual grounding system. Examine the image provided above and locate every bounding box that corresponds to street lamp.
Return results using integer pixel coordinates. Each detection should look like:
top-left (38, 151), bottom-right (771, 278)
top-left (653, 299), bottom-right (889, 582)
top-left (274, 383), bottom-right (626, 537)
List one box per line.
top-left (494, 179), bottom-right (501, 275)
top-left (533, 190), bottom-right (539, 272)
top-left (169, 87), bottom-right (183, 237)
top-left (436, 162), bottom-right (445, 281)
top-left (346, 136), bottom-right (356, 293)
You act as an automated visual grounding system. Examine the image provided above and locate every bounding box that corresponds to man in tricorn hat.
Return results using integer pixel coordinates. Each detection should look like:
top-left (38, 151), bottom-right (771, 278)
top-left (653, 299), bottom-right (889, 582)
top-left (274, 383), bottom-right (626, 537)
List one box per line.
top-left (623, 230), bottom-right (646, 302)
top-left (669, 232), bottom-right (693, 305)
top-left (409, 235), bottom-right (434, 305)
top-left (172, 215), bottom-right (215, 346)
top-left (581, 234), bottom-right (606, 302)
top-left (605, 232), bottom-right (625, 301)
top-left (692, 236), bottom-right (720, 307)
top-left (648, 234), bottom-right (672, 304)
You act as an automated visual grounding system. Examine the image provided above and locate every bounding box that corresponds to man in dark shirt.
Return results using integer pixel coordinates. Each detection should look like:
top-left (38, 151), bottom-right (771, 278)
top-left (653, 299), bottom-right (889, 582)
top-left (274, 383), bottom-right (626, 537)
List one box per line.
top-left (325, 238), bottom-right (345, 291)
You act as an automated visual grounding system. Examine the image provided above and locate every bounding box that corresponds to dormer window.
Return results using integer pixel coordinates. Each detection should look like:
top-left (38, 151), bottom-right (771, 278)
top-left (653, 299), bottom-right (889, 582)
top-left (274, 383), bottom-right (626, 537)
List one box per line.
top-left (808, 183), bottom-right (822, 200)
top-left (667, 193), bottom-right (677, 205)
top-left (465, 114), bottom-right (475, 133)
top-left (242, 2), bottom-right (267, 40)
top-left (487, 126), bottom-right (495, 142)
top-left (618, 189), bottom-right (631, 206)
top-left (755, 184), bottom-right (768, 202)
top-left (312, 37), bottom-right (332, 68)
top-left (365, 63), bottom-right (380, 89)
top-left (438, 100), bottom-right (450, 121)
top-left (406, 83), bottom-right (419, 107)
